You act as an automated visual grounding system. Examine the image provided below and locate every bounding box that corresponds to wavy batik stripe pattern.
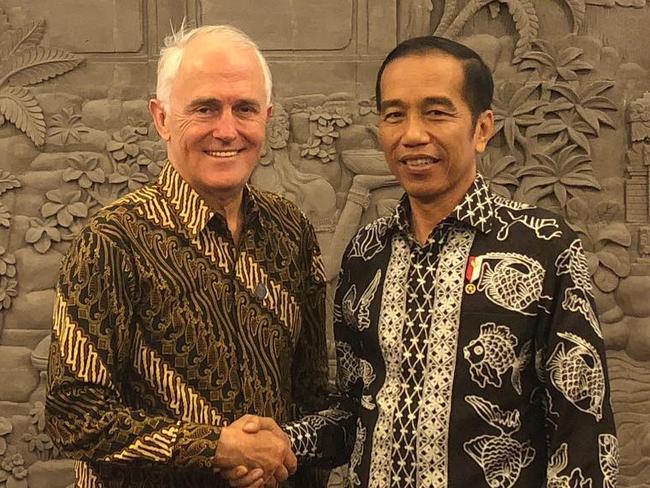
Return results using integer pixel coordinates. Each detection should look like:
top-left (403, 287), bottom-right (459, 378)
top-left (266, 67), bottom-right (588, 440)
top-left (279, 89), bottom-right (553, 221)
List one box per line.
top-left (45, 162), bottom-right (329, 488)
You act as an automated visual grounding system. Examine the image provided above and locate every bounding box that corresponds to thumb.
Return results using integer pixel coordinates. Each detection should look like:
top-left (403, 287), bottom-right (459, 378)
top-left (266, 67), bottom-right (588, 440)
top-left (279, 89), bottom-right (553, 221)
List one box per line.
top-left (242, 415), bottom-right (262, 433)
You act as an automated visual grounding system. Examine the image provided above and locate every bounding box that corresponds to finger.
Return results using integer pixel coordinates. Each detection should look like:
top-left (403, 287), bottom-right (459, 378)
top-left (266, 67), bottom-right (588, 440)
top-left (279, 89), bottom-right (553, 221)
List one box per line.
top-left (228, 467), bottom-right (264, 487)
top-left (242, 416), bottom-right (262, 433)
top-left (273, 464), bottom-right (289, 483)
top-left (221, 465), bottom-right (249, 481)
top-left (284, 449), bottom-right (297, 475)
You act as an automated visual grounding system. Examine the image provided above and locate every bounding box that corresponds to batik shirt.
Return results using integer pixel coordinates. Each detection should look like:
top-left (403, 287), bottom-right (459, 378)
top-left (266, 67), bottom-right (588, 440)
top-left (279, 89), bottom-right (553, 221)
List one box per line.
top-left (45, 162), bottom-right (329, 488)
top-left (285, 175), bottom-right (618, 488)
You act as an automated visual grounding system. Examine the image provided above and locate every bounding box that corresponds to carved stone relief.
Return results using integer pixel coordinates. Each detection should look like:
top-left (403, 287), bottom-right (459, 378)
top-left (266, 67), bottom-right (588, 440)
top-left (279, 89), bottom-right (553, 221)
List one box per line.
top-left (0, 1), bottom-right (648, 487)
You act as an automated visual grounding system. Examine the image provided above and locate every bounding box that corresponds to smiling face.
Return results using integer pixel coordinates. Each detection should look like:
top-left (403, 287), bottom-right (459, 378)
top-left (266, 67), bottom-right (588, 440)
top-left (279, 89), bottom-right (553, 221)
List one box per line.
top-left (149, 36), bottom-right (271, 205)
top-left (378, 53), bottom-right (493, 208)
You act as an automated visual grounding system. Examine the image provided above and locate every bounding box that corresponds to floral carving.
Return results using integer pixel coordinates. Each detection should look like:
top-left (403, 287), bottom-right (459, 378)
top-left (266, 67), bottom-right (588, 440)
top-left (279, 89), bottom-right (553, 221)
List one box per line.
top-left (0, 453), bottom-right (27, 488)
top-left (47, 106), bottom-right (89, 145)
top-left (300, 106), bottom-right (351, 164)
top-left (106, 127), bottom-right (141, 162)
top-left (0, 247), bottom-right (16, 278)
top-left (567, 198), bottom-right (631, 293)
top-left (25, 217), bottom-right (61, 254)
top-left (0, 277), bottom-right (16, 311)
top-left (137, 144), bottom-right (167, 177)
top-left (0, 10), bottom-right (83, 146)
top-left (63, 154), bottom-right (106, 189)
top-left (21, 427), bottom-right (55, 460)
top-left (40, 189), bottom-right (88, 228)
top-left (108, 163), bottom-right (149, 191)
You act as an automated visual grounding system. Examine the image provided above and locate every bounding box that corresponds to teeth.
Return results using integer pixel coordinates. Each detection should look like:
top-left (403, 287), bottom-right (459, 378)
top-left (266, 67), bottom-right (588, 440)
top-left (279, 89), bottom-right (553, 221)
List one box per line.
top-left (206, 150), bottom-right (239, 157)
top-left (403, 158), bottom-right (436, 166)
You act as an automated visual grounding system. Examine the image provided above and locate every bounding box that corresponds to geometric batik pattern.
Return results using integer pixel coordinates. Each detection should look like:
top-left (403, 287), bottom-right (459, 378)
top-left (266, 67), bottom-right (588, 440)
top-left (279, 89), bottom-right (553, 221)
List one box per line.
top-left (389, 224), bottom-right (451, 487)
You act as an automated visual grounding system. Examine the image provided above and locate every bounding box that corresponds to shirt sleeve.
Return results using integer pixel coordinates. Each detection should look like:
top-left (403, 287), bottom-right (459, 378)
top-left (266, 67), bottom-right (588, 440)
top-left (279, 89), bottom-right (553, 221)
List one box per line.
top-left (45, 224), bottom-right (221, 471)
top-left (284, 239), bottom-right (360, 469)
top-left (537, 233), bottom-right (619, 487)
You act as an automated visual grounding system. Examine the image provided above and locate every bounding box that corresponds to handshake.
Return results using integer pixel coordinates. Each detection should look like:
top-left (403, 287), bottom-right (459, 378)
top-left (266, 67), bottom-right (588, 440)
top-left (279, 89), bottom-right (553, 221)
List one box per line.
top-left (214, 415), bottom-right (297, 488)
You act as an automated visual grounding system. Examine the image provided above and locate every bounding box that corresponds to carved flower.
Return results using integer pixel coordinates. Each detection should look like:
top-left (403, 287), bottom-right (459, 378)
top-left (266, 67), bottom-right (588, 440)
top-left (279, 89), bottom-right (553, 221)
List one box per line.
top-left (136, 145), bottom-right (167, 177)
top-left (63, 154), bottom-right (106, 189)
top-left (25, 217), bottom-right (62, 253)
top-left (0, 417), bottom-right (12, 455)
top-left (41, 189), bottom-right (88, 227)
top-left (22, 426), bottom-right (54, 456)
top-left (477, 153), bottom-right (519, 198)
top-left (567, 198), bottom-right (631, 293)
top-left (0, 277), bottom-right (17, 310)
top-left (359, 97), bottom-right (379, 116)
top-left (47, 106), bottom-right (89, 144)
top-left (266, 104), bottom-right (290, 150)
top-left (0, 247), bottom-right (16, 278)
top-left (314, 124), bottom-right (339, 145)
top-left (106, 127), bottom-right (141, 162)
top-left (29, 402), bottom-right (45, 432)
top-left (108, 163), bottom-right (150, 191)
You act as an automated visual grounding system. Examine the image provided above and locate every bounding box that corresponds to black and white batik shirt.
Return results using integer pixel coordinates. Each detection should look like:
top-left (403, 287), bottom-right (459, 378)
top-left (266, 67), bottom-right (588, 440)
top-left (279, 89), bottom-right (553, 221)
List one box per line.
top-left (284, 174), bottom-right (618, 488)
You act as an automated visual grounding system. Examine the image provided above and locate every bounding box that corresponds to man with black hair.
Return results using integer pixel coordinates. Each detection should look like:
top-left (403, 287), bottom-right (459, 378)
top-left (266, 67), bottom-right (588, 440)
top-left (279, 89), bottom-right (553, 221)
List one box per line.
top-left (241, 36), bottom-right (619, 488)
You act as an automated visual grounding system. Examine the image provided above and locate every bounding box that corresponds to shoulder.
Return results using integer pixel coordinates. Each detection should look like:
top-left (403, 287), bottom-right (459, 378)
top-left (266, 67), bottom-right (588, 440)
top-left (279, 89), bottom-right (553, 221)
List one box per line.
top-left (250, 186), bottom-right (312, 231)
top-left (489, 194), bottom-right (581, 258)
top-left (345, 216), bottom-right (395, 261)
top-left (71, 184), bottom-right (161, 249)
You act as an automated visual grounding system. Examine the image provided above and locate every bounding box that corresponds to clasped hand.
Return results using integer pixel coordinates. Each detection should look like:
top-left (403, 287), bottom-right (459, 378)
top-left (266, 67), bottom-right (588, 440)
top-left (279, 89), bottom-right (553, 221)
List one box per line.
top-left (214, 415), bottom-right (297, 487)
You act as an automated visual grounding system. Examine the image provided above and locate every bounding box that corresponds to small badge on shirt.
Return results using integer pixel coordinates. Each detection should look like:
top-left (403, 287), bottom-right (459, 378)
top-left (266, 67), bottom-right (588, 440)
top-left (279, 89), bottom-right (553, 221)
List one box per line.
top-left (255, 282), bottom-right (268, 300)
top-left (465, 255), bottom-right (483, 294)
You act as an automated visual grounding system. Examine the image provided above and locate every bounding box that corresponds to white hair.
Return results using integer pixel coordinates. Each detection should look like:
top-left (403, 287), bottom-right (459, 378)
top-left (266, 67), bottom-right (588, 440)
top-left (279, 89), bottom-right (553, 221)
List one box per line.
top-left (156, 23), bottom-right (273, 112)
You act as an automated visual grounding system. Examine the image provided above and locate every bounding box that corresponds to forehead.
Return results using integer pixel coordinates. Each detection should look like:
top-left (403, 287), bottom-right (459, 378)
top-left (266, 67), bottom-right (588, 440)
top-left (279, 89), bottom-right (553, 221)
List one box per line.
top-left (380, 53), bottom-right (466, 104)
top-left (171, 37), bottom-right (266, 102)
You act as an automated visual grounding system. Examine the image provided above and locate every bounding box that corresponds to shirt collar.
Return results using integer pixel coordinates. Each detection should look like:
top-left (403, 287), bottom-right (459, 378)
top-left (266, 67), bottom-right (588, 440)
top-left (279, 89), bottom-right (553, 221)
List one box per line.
top-left (393, 173), bottom-right (496, 237)
top-left (156, 161), bottom-right (261, 237)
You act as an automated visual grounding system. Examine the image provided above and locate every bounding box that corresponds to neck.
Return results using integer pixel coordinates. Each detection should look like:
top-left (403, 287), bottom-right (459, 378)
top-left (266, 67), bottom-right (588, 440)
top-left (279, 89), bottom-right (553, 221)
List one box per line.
top-left (408, 173), bottom-right (475, 245)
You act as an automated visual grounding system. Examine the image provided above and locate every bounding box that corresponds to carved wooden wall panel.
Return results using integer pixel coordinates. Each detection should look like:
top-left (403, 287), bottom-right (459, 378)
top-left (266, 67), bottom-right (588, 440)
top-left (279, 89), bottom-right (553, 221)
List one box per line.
top-left (0, 1), bottom-right (648, 487)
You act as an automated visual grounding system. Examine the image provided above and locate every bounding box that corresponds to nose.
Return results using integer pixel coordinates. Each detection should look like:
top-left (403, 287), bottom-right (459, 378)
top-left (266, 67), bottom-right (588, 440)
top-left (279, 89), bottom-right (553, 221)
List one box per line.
top-left (401, 114), bottom-right (429, 147)
top-left (211, 109), bottom-right (237, 142)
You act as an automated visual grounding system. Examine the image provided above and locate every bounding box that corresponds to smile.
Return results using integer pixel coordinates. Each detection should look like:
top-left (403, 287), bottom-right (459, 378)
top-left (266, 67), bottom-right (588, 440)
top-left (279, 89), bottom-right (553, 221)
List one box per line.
top-left (400, 157), bottom-right (440, 167)
top-left (205, 150), bottom-right (242, 158)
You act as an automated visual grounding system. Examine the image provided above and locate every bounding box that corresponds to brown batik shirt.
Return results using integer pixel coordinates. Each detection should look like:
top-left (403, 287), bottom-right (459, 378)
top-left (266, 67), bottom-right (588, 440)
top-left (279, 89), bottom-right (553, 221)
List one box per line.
top-left (45, 162), bottom-right (329, 487)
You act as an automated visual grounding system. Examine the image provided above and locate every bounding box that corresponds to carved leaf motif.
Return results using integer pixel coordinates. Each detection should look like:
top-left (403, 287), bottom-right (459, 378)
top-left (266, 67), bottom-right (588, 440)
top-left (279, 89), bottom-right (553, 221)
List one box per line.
top-left (597, 223), bottom-right (632, 247)
top-left (505, 0), bottom-right (540, 62)
top-left (598, 247), bottom-right (631, 277)
top-left (593, 265), bottom-right (618, 292)
top-left (3, 47), bottom-right (82, 86)
top-left (0, 20), bottom-right (45, 61)
top-left (0, 86), bottom-right (45, 145)
top-left (0, 170), bottom-right (21, 195)
top-left (564, 0), bottom-right (586, 33)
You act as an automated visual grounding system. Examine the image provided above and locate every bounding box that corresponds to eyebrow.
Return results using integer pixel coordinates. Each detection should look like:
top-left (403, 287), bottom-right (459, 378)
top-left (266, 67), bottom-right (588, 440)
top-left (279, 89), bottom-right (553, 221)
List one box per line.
top-left (187, 98), bottom-right (220, 110)
top-left (380, 96), bottom-right (457, 112)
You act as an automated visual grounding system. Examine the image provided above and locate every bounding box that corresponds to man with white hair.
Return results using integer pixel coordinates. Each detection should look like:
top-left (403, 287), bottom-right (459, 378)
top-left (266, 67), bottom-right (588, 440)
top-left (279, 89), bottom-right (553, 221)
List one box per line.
top-left (45, 24), bottom-right (329, 488)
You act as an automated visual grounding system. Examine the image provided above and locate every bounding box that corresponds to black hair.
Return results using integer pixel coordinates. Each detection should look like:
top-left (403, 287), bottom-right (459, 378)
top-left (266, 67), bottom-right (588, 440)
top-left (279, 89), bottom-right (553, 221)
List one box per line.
top-left (375, 36), bottom-right (494, 123)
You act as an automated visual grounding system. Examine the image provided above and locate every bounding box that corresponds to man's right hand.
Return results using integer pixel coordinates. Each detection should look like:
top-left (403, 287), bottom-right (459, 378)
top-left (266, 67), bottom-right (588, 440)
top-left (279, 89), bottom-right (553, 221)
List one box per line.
top-left (215, 415), bottom-right (297, 487)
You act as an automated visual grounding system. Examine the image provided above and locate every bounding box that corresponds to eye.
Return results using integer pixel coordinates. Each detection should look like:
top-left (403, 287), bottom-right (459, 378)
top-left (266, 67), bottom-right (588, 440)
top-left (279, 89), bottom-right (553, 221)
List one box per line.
top-left (382, 111), bottom-right (403, 122)
top-left (236, 104), bottom-right (260, 117)
top-left (473, 345), bottom-right (484, 355)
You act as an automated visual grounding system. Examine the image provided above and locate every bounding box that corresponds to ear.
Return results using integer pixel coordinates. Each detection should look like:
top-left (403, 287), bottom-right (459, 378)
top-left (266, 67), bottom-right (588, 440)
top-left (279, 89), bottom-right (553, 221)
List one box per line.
top-left (473, 109), bottom-right (494, 154)
top-left (149, 99), bottom-right (171, 142)
top-left (265, 104), bottom-right (273, 121)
